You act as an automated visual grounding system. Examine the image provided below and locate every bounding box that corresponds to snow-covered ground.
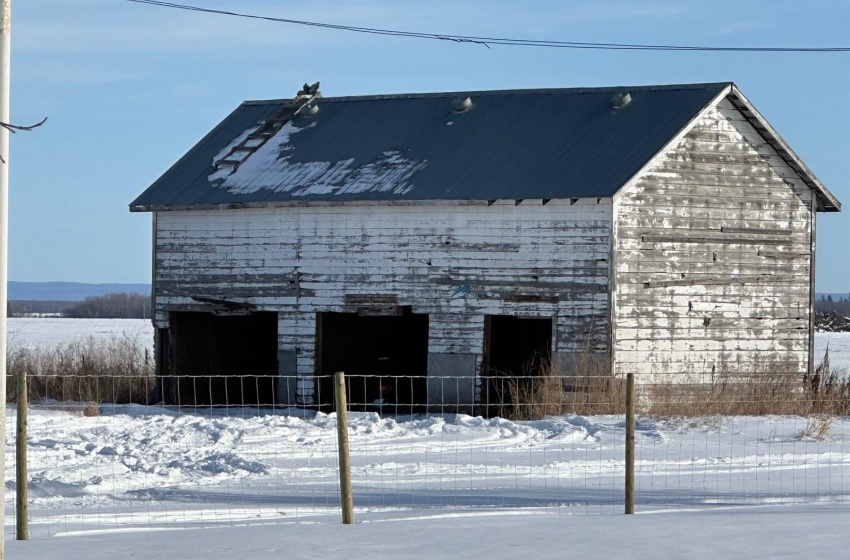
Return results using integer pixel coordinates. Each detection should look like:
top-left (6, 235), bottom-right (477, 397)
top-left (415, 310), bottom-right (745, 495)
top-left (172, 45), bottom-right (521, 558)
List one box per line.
top-left (8, 506), bottom-right (849, 560)
top-left (4, 406), bottom-right (850, 559)
top-left (814, 331), bottom-right (850, 372)
top-left (2, 320), bottom-right (849, 557)
top-left (7, 318), bottom-right (153, 352)
top-left (4, 406), bottom-right (849, 540)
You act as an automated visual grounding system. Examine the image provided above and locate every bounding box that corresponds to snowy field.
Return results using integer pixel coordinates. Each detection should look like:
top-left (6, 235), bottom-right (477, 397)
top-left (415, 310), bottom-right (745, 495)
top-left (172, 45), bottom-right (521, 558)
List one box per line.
top-left (7, 506), bottom-right (849, 560)
top-left (814, 331), bottom-right (850, 371)
top-left (4, 406), bottom-right (850, 559)
top-left (2, 319), bottom-right (849, 558)
top-left (7, 318), bottom-right (153, 352)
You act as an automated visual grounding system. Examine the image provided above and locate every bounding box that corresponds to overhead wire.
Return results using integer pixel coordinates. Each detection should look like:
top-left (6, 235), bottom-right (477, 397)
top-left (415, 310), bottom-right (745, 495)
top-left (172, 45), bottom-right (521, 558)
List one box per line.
top-left (123, 0), bottom-right (850, 53)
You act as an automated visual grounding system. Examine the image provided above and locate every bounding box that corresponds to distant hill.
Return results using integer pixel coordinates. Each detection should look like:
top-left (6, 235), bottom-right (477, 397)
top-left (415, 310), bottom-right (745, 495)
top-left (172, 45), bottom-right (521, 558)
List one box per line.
top-left (9, 281), bottom-right (150, 302)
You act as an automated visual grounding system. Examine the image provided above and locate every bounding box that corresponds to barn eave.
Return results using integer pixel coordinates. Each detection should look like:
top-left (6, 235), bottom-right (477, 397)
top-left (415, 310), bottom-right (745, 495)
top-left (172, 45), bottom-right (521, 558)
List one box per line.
top-left (726, 85), bottom-right (840, 212)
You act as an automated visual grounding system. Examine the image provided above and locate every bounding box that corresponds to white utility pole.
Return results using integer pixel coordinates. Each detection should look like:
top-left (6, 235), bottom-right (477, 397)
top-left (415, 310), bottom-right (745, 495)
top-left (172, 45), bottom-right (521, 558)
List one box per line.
top-left (0, 0), bottom-right (11, 556)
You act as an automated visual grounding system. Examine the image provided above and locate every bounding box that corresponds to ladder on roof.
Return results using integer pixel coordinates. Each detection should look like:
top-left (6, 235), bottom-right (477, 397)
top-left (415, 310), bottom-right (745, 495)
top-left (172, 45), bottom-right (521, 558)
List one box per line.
top-left (214, 91), bottom-right (320, 175)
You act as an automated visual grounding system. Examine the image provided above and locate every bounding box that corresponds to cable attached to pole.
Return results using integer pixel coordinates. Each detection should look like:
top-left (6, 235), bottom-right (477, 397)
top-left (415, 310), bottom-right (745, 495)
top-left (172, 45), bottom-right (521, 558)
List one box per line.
top-left (123, 0), bottom-right (850, 53)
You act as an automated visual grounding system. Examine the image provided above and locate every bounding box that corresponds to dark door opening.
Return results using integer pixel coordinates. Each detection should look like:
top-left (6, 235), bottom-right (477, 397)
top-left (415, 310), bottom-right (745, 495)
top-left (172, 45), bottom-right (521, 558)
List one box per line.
top-left (484, 315), bottom-right (553, 417)
top-left (317, 311), bottom-right (428, 413)
top-left (486, 315), bottom-right (552, 377)
top-left (163, 311), bottom-right (278, 406)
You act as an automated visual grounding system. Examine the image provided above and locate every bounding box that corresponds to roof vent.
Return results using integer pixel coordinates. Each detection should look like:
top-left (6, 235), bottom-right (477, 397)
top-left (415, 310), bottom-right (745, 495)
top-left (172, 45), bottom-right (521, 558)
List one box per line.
top-left (611, 91), bottom-right (631, 109)
top-left (297, 81), bottom-right (320, 97)
top-left (454, 96), bottom-right (474, 112)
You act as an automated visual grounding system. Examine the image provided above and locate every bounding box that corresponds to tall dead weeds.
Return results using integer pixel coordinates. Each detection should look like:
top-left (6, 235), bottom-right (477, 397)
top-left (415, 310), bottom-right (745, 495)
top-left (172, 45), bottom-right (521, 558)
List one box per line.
top-left (6, 336), bottom-right (155, 406)
top-left (646, 350), bottom-right (850, 419)
top-left (486, 349), bottom-right (623, 420)
top-left (487, 346), bottom-right (849, 423)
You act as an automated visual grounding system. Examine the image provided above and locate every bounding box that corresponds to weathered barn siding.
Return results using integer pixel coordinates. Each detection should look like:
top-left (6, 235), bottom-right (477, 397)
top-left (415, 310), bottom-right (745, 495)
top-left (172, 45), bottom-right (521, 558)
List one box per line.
top-left (612, 97), bottom-right (814, 379)
top-left (154, 199), bottom-right (612, 403)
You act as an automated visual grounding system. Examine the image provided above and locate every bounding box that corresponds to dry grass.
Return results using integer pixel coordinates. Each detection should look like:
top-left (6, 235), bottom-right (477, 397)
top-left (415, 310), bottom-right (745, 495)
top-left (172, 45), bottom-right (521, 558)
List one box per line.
top-left (504, 371), bottom-right (565, 420)
top-left (799, 415), bottom-right (834, 441)
top-left (645, 351), bottom-right (850, 418)
top-left (804, 345), bottom-right (850, 416)
top-left (6, 336), bottom-right (156, 406)
top-left (490, 347), bottom-right (850, 422)
top-left (492, 350), bottom-right (623, 420)
top-left (562, 351), bottom-right (624, 416)
top-left (647, 372), bottom-right (804, 417)
top-left (7, 335), bottom-right (847, 424)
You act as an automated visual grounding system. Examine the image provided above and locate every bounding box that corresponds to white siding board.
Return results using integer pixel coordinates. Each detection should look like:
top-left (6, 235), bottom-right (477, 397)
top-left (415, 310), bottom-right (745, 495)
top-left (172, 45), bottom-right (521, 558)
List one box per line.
top-left (155, 201), bottom-right (613, 400)
top-left (612, 97), bottom-right (814, 379)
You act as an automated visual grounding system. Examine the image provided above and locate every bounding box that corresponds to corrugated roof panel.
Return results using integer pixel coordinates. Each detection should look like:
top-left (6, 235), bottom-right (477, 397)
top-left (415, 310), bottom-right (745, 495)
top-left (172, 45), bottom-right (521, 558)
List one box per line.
top-left (130, 83), bottom-right (732, 210)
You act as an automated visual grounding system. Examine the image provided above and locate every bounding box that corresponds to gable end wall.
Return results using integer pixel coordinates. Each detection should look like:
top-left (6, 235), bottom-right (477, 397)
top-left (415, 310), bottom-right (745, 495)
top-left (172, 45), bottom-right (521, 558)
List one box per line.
top-left (612, 97), bottom-right (815, 379)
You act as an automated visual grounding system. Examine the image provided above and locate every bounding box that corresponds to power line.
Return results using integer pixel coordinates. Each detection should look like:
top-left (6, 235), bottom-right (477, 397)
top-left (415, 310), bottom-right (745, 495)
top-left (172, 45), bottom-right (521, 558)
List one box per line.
top-left (124, 0), bottom-right (850, 53)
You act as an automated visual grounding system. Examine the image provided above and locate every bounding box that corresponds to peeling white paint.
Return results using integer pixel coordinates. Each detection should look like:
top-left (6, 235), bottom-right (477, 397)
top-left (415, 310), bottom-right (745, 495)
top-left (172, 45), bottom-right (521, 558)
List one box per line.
top-left (612, 99), bottom-right (815, 380)
top-left (155, 201), bottom-right (613, 402)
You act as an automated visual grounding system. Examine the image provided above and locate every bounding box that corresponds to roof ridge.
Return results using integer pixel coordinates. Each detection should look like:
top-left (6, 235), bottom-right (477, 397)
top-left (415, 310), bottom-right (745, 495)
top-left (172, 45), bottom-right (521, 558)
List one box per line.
top-left (242, 82), bottom-right (733, 106)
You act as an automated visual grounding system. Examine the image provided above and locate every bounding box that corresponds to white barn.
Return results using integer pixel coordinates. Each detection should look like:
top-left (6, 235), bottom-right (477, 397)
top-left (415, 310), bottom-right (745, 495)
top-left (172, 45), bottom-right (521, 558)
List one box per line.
top-left (130, 83), bottom-right (839, 409)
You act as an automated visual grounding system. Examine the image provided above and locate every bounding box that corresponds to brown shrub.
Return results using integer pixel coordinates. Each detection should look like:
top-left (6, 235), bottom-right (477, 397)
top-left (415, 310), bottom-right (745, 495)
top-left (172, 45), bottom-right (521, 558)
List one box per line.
top-left (6, 336), bottom-right (155, 405)
top-left (504, 370), bottom-right (565, 420)
top-left (498, 347), bottom-right (849, 421)
top-left (493, 350), bottom-right (623, 420)
top-left (644, 350), bottom-right (850, 418)
top-left (561, 351), bottom-right (624, 416)
top-left (646, 372), bottom-right (803, 417)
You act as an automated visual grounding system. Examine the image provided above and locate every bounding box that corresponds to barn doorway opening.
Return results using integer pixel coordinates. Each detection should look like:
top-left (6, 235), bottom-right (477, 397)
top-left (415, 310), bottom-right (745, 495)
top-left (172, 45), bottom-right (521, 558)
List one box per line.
top-left (486, 315), bottom-right (552, 376)
top-left (483, 315), bottom-right (553, 417)
top-left (316, 310), bottom-right (429, 413)
top-left (163, 311), bottom-right (278, 406)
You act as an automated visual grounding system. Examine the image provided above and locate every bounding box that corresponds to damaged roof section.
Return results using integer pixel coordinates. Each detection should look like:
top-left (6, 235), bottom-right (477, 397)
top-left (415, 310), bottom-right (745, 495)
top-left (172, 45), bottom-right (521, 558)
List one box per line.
top-left (129, 82), bottom-right (837, 211)
top-left (209, 120), bottom-right (426, 197)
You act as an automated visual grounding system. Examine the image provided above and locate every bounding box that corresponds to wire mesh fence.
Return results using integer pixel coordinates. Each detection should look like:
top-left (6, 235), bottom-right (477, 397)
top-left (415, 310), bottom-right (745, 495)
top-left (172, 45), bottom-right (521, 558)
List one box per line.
top-left (4, 361), bottom-right (850, 538)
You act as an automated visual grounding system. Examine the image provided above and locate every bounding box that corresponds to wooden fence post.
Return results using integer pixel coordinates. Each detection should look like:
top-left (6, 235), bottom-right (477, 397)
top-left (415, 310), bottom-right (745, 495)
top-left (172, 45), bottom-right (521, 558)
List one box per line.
top-left (625, 372), bottom-right (635, 515)
top-left (16, 368), bottom-right (28, 539)
top-left (334, 372), bottom-right (354, 524)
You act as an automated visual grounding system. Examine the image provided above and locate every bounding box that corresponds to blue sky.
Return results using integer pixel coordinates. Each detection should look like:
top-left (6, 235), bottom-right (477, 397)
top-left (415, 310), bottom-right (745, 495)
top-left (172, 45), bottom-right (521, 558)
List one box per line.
top-left (10, 0), bottom-right (850, 289)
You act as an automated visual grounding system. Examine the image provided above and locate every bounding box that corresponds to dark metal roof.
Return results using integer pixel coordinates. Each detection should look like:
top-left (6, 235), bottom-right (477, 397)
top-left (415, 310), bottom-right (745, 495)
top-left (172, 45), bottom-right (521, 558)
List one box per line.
top-left (131, 83), bottom-right (740, 211)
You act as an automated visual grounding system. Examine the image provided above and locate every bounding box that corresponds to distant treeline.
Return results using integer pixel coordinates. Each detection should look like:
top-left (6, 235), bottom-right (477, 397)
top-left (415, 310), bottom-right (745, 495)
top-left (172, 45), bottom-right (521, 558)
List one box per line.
top-left (815, 294), bottom-right (850, 316)
top-left (8, 300), bottom-right (75, 316)
top-left (63, 292), bottom-right (151, 319)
